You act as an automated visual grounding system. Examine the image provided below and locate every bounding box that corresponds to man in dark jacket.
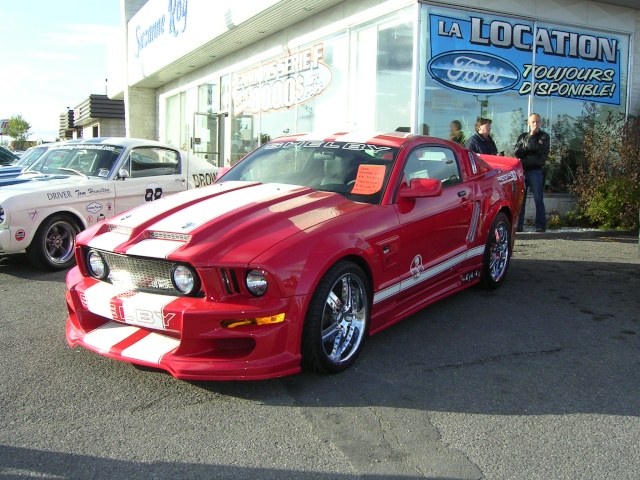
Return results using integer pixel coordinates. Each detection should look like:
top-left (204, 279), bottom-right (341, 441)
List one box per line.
top-left (514, 113), bottom-right (549, 232)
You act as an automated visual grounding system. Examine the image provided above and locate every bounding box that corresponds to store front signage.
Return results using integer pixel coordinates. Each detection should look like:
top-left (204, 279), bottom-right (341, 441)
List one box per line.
top-left (232, 44), bottom-right (332, 115)
top-left (428, 12), bottom-right (623, 105)
top-left (134, 0), bottom-right (188, 58)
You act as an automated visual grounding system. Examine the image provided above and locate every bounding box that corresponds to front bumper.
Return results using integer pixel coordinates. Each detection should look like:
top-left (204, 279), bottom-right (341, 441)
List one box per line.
top-left (65, 267), bottom-right (306, 380)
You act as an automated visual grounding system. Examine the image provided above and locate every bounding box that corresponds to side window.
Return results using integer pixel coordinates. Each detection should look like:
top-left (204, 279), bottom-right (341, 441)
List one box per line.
top-left (403, 146), bottom-right (461, 187)
top-left (129, 147), bottom-right (180, 178)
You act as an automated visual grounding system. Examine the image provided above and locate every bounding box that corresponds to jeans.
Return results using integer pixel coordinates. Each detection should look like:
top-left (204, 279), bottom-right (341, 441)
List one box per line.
top-left (517, 168), bottom-right (546, 231)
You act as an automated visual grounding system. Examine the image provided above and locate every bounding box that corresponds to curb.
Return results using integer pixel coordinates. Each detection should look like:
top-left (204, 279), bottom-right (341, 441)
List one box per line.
top-left (515, 229), bottom-right (639, 240)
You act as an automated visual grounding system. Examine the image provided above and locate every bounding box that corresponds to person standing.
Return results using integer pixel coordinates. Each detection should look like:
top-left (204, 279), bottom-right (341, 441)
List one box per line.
top-left (465, 117), bottom-right (498, 155)
top-left (514, 113), bottom-right (549, 232)
top-left (449, 120), bottom-right (466, 145)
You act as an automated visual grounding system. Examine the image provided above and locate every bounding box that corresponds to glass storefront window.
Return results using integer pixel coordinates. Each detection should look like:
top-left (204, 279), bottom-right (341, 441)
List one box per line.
top-left (350, 8), bottom-right (415, 132)
top-left (165, 92), bottom-right (186, 150)
top-left (419, 4), bottom-right (629, 190)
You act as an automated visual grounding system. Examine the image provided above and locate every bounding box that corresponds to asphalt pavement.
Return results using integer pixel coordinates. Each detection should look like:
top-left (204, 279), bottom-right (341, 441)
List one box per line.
top-left (1, 231), bottom-right (639, 479)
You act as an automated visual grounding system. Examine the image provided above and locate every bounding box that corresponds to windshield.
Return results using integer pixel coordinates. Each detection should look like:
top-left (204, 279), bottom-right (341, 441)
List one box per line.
top-left (26, 144), bottom-right (125, 178)
top-left (222, 140), bottom-right (399, 204)
top-left (14, 145), bottom-right (49, 168)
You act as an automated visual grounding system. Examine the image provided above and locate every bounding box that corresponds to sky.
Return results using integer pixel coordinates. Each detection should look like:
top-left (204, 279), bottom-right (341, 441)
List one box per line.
top-left (0, 0), bottom-right (122, 143)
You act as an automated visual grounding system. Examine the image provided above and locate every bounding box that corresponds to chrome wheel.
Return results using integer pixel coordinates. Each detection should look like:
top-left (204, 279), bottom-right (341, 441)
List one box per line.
top-left (302, 261), bottom-right (370, 373)
top-left (488, 220), bottom-right (510, 282)
top-left (480, 212), bottom-right (511, 289)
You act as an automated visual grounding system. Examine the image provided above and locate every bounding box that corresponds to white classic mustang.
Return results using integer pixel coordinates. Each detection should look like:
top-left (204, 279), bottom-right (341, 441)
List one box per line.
top-left (0, 137), bottom-right (218, 270)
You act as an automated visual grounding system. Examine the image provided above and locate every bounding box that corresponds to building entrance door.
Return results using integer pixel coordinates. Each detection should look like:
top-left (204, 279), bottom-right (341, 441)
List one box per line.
top-left (192, 112), bottom-right (225, 167)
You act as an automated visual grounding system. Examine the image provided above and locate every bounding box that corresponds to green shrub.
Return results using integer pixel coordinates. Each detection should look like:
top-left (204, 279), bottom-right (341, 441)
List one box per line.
top-left (574, 104), bottom-right (640, 230)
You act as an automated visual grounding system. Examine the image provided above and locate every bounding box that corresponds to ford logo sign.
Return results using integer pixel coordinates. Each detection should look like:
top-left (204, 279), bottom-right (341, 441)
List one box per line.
top-left (427, 51), bottom-right (520, 94)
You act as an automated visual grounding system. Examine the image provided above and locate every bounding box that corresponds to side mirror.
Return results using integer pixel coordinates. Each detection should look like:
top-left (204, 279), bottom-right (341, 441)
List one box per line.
top-left (117, 168), bottom-right (130, 179)
top-left (398, 177), bottom-right (443, 199)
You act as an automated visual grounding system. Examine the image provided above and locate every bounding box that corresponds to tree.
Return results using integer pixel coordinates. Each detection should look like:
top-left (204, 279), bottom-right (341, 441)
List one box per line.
top-left (2, 114), bottom-right (32, 150)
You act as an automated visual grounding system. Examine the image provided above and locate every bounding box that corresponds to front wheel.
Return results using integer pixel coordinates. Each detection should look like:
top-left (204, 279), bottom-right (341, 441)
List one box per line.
top-left (301, 261), bottom-right (370, 374)
top-left (479, 212), bottom-right (511, 289)
top-left (26, 215), bottom-right (81, 271)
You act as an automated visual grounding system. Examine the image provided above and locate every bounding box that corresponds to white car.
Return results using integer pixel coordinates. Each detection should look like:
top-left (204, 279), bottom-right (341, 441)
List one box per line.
top-left (0, 138), bottom-right (218, 270)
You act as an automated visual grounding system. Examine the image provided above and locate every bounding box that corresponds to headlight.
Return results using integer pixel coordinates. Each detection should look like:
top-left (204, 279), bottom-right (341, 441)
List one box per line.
top-left (246, 270), bottom-right (268, 296)
top-left (87, 250), bottom-right (108, 279)
top-left (171, 264), bottom-right (199, 295)
top-left (0, 205), bottom-right (5, 224)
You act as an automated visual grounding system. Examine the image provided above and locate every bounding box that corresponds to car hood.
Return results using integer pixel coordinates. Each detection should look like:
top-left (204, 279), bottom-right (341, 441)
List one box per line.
top-left (85, 181), bottom-right (371, 265)
top-left (0, 172), bottom-right (85, 191)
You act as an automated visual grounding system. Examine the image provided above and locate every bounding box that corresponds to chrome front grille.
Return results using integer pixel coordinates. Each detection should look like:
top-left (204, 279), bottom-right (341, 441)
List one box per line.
top-left (93, 250), bottom-right (179, 294)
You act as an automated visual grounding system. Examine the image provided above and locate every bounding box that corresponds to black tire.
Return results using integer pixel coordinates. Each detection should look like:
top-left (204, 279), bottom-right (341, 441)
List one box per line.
top-left (301, 261), bottom-right (370, 374)
top-left (26, 215), bottom-right (81, 271)
top-left (479, 212), bottom-right (511, 289)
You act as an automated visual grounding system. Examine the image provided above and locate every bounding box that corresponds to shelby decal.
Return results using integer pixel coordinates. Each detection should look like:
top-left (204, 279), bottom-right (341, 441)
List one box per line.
top-left (429, 12), bottom-right (622, 105)
top-left (48, 191), bottom-right (72, 201)
top-left (135, 0), bottom-right (188, 58)
top-left (497, 171), bottom-right (517, 184)
top-left (265, 141), bottom-right (391, 153)
top-left (86, 202), bottom-right (103, 214)
top-left (29, 210), bottom-right (38, 221)
top-left (233, 44), bottom-right (332, 115)
top-left (192, 172), bottom-right (216, 188)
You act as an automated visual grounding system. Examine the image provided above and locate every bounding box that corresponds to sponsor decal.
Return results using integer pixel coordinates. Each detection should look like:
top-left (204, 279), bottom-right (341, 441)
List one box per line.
top-left (28, 210), bottom-right (39, 221)
top-left (106, 202), bottom-right (113, 213)
top-left (15, 229), bottom-right (26, 241)
top-left (98, 214), bottom-right (106, 222)
top-left (87, 215), bottom-right (94, 223)
top-left (191, 172), bottom-right (216, 188)
top-left (86, 202), bottom-right (103, 214)
top-left (233, 43), bottom-right (332, 115)
top-left (144, 183), bottom-right (163, 202)
top-left (429, 11), bottom-right (622, 105)
top-left (497, 171), bottom-right (517, 184)
top-left (47, 191), bottom-right (72, 201)
top-left (410, 254), bottom-right (425, 278)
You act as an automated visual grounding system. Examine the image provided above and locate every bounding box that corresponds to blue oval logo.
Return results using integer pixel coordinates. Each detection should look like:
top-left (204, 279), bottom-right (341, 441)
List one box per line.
top-left (427, 51), bottom-right (520, 94)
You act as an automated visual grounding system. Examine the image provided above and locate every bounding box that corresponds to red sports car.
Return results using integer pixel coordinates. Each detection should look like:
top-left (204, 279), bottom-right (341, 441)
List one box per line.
top-left (65, 132), bottom-right (524, 380)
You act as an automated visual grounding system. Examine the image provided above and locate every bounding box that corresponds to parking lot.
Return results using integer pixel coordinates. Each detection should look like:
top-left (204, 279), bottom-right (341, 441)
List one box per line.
top-left (1, 232), bottom-right (639, 480)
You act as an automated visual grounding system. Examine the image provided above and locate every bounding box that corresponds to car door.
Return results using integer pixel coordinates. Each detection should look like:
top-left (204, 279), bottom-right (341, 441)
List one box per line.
top-left (394, 145), bottom-right (475, 297)
top-left (112, 146), bottom-right (188, 214)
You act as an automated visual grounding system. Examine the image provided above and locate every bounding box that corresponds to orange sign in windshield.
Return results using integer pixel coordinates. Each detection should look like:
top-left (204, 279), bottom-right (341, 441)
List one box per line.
top-left (351, 165), bottom-right (386, 195)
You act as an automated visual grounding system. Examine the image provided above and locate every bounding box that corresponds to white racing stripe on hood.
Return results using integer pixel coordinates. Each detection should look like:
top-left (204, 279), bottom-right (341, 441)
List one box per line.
top-left (125, 239), bottom-right (186, 259)
top-left (121, 332), bottom-right (180, 364)
top-left (148, 183), bottom-right (301, 234)
top-left (111, 182), bottom-right (241, 229)
top-left (87, 231), bottom-right (130, 252)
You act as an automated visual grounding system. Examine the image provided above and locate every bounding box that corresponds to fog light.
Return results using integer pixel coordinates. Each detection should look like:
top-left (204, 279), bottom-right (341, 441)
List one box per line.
top-left (172, 264), bottom-right (199, 295)
top-left (87, 250), bottom-right (107, 279)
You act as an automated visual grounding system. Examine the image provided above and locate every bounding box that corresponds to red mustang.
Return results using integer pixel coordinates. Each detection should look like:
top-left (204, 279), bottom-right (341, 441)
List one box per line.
top-left (65, 132), bottom-right (524, 380)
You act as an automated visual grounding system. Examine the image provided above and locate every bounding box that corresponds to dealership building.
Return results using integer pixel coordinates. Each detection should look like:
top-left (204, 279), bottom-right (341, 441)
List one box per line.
top-left (113, 0), bottom-right (639, 167)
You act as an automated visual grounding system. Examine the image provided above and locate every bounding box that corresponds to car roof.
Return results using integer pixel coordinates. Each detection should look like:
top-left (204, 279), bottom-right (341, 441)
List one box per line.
top-left (63, 137), bottom-right (173, 148)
